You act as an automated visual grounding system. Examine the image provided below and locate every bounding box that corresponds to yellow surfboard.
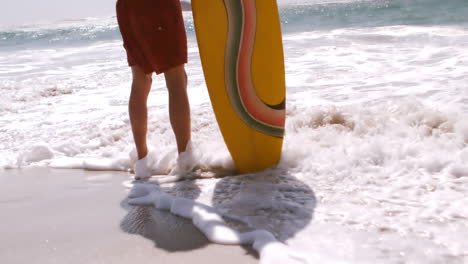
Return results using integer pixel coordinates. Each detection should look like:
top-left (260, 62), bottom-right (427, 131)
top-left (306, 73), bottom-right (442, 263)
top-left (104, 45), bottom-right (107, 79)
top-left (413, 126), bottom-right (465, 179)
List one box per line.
top-left (192, 0), bottom-right (286, 173)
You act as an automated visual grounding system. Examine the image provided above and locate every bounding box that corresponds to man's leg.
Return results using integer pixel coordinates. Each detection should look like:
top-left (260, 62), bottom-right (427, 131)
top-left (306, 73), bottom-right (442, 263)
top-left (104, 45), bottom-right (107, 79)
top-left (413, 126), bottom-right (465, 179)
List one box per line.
top-left (164, 65), bottom-right (191, 153)
top-left (129, 66), bottom-right (152, 160)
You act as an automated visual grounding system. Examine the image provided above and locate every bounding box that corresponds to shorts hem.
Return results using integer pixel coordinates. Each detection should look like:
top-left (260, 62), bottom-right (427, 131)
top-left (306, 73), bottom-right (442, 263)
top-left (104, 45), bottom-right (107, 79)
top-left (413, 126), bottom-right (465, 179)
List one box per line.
top-left (128, 58), bottom-right (187, 75)
top-left (154, 59), bottom-right (188, 75)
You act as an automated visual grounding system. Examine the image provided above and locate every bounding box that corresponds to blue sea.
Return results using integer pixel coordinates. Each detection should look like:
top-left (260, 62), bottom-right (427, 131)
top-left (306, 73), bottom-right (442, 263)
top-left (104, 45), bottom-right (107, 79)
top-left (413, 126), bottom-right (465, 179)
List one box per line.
top-left (1, 0), bottom-right (467, 263)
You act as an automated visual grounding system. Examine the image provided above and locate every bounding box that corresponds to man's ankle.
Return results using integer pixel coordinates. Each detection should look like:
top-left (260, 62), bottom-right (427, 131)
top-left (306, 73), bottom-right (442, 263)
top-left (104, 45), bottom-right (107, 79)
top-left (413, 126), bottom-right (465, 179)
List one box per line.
top-left (135, 155), bottom-right (151, 180)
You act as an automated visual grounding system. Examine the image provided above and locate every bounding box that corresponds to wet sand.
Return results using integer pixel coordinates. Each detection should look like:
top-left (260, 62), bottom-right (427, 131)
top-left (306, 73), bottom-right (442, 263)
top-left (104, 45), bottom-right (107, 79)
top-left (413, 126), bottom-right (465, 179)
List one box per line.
top-left (0, 168), bottom-right (257, 264)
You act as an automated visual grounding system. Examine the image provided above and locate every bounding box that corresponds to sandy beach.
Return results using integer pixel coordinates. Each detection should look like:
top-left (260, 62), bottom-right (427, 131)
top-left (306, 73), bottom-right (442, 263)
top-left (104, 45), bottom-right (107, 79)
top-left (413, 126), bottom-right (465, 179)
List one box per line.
top-left (0, 168), bottom-right (257, 264)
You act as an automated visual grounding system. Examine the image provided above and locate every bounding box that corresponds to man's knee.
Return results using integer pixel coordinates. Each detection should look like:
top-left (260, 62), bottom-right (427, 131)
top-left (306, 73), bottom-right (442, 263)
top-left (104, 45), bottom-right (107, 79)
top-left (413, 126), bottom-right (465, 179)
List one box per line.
top-left (164, 65), bottom-right (186, 80)
top-left (132, 66), bottom-right (153, 86)
top-left (165, 65), bottom-right (187, 94)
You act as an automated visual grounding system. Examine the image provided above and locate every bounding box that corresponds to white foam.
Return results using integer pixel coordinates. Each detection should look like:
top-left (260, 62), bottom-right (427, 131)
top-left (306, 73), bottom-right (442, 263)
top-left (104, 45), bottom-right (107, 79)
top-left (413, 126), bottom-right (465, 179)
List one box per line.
top-left (17, 144), bottom-right (54, 165)
top-left (128, 183), bottom-right (310, 264)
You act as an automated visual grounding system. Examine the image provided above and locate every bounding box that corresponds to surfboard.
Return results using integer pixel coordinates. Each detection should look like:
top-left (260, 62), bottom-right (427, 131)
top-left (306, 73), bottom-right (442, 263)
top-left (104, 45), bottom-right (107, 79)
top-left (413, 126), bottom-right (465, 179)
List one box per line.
top-left (192, 0), bottom-right (286, 173)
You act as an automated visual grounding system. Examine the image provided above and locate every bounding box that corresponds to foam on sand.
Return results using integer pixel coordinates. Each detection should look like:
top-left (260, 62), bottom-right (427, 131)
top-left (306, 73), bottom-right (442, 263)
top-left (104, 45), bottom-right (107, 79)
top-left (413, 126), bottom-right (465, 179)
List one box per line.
top-left (128, 183), bottom-right (310, 264)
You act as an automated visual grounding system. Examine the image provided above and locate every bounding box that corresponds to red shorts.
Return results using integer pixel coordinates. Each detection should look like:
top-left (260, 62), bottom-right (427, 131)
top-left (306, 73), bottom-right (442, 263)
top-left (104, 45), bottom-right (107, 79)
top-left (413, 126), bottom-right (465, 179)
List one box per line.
top-left (116, 0), bottom-right (188, 74)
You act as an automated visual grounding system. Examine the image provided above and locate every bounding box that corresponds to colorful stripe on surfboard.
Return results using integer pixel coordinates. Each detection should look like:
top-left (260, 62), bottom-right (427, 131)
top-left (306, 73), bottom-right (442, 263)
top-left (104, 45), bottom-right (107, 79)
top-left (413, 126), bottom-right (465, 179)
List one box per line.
top-left (223, 0), bottom-right (286, 138)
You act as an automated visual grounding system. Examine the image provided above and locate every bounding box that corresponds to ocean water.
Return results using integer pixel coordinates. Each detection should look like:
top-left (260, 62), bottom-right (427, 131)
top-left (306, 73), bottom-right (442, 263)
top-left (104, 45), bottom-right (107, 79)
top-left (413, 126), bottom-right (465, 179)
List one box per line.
top-left (1, 0), bottom-right (468, 263)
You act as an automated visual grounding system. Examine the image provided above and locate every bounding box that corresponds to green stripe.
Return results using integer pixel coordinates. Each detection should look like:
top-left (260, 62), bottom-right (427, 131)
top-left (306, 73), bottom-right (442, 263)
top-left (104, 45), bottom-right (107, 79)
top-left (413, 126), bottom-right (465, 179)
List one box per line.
top-left (223, 0), bottom-right (284, 138)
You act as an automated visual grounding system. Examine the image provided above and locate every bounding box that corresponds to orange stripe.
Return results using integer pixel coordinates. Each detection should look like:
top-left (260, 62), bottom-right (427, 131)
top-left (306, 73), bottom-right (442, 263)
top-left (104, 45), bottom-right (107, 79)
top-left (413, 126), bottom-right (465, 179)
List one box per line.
top-left (237, 0), bottom-right (285, 128)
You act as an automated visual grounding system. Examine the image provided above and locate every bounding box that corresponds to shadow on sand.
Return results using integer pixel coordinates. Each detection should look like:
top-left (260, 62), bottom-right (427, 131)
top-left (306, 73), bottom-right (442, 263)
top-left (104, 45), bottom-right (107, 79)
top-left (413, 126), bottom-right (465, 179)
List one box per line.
top-left (119, 167), bottom-right (316, 258)
top-left (212, 168), bottom-right (317, 243)
top-left (119, 178), bottom-right (207, 252)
